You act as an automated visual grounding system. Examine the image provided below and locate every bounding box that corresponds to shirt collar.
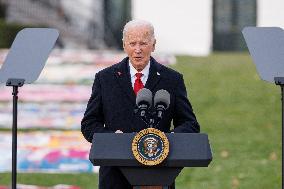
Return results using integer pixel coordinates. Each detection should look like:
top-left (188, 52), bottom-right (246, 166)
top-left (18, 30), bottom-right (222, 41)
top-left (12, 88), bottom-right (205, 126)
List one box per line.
top-left (129, 60), bottom-right (150, 78)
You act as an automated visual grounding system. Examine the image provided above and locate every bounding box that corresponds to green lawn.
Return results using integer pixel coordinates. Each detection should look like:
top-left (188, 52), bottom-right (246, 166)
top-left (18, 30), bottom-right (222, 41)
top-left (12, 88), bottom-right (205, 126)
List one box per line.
top-left (0, 52), bottom-right (281, 188)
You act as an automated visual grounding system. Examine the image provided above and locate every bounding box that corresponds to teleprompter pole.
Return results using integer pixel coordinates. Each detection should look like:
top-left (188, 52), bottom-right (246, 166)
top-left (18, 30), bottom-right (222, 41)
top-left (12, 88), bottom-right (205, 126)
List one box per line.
top-left (275, 77), bottom-right (284, 189)
top-left (6, 79), bottom-right (25, 189)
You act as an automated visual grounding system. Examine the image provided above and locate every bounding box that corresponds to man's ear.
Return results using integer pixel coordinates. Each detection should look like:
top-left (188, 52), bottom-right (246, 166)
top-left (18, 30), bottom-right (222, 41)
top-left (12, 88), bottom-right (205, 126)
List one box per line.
top-left (152, 39), bottom-right (156, 52)
top-left (122, 40), bottom-right (125, 49)
top-left (122, 40), bottom-right (126, 52)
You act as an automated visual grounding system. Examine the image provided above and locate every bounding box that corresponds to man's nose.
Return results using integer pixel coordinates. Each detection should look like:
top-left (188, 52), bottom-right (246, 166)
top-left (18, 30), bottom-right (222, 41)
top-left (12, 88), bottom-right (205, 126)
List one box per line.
top-left (134, 45), bottom-right (142, 53)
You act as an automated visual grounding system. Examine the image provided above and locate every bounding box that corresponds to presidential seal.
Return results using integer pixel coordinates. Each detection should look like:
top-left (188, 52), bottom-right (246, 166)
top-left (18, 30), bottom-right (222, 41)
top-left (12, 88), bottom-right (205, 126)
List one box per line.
top-left (132, 128), bottom-right (169, 166)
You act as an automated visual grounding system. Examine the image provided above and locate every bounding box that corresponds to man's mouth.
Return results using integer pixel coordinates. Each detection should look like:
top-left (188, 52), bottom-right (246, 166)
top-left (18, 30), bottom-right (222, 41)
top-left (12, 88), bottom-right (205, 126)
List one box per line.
top-left (134, 57), bottom-right (142, 60)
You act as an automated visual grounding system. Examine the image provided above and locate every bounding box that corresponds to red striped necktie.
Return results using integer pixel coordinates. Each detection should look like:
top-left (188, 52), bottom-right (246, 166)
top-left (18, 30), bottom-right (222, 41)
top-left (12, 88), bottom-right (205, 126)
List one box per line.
top-left (134, 73), bottom-right (144, 95)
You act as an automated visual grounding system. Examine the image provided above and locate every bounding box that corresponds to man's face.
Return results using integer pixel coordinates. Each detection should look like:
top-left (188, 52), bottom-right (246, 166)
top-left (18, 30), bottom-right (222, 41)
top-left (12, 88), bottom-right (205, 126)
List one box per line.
top-left (123, 26), bottom-right (156, 71)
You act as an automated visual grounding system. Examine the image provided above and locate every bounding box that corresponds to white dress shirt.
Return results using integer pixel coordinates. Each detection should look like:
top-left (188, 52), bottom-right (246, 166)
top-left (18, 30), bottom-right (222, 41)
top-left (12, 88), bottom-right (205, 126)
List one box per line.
top-left (129, 60), bottom-right (150, 88)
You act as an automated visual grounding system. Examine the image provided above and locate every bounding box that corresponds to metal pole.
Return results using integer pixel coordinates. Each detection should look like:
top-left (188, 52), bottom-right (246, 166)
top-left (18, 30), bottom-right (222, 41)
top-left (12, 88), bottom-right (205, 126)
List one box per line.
top-left (274, 77), bottom-right (284, 188)
top-left (281, 85), bottom-right (284, 189)
top-left (6, 78), bottom-right (25, 189)
top-left (12, 86), bottom-right (18, 189)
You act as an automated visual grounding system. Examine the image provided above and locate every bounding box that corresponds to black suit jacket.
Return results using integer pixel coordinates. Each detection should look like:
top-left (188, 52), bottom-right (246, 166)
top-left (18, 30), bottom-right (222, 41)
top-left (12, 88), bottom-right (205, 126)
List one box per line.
top-left (81, 57), bottom-right (200, 189)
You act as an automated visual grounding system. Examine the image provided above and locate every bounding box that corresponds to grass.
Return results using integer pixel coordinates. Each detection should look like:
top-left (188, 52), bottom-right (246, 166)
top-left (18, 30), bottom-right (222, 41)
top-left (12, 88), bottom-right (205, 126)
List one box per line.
top-left (174, 52), bottom-right (281, 189)
top-left (0, 173), bottom-right (98, 188)
top-left (0, 52), bottom-right (281, 188)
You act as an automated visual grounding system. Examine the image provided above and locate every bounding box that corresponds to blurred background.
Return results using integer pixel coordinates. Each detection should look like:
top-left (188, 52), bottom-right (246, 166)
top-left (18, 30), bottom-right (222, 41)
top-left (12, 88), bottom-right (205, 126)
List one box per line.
top-left (0, 0), bottom-right (283, 188)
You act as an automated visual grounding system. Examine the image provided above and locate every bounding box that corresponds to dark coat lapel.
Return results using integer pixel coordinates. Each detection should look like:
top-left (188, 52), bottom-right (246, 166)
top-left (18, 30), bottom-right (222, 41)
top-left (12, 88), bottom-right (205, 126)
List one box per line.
top-left (145, 57), bottom-right (162, 91)
top-left (113, 57), bottom-right (136, 105)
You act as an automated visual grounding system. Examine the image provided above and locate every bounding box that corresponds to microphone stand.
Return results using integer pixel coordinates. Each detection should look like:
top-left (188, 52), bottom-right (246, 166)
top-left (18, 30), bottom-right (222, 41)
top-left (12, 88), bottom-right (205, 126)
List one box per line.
top-left (136, 108), bottom-right (161, 129)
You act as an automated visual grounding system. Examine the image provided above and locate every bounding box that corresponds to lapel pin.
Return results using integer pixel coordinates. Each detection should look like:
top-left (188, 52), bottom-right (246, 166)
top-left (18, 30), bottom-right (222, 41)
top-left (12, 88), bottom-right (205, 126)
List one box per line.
top-left (117, 71), bottom-right (122, 76)
top-left (157, 72), bottom-right (160, 76)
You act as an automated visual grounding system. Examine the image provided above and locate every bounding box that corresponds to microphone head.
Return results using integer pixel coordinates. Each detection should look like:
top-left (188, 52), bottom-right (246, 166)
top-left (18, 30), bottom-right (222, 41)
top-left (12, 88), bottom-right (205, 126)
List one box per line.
top-left (154, 89), bottom-right (170, 109)
top-left (136, 88), bottom-right (152, 107)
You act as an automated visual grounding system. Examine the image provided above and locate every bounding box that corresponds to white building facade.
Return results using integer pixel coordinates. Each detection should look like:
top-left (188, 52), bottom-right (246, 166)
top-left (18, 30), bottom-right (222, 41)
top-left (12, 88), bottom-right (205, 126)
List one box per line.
top-left (132, 0), bottom-right (284, 56)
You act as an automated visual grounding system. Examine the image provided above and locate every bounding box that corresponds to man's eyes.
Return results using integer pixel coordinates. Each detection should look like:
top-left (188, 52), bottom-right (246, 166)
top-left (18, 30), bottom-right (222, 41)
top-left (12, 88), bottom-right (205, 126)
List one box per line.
top-left (129, 42), bottom-right (148, 46)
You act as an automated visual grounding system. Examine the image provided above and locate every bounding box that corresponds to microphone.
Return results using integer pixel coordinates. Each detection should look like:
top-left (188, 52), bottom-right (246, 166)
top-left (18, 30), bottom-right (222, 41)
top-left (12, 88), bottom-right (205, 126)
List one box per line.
top-left (136, 88), bottom-right (152, 117)
top-left (154, 89), bottom-right (170, 120)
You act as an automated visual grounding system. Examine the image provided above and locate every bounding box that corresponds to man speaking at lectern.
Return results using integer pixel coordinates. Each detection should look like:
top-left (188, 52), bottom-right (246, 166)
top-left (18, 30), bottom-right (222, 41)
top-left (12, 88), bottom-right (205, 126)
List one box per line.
top-left (81, 20), bottom-right (200, 189)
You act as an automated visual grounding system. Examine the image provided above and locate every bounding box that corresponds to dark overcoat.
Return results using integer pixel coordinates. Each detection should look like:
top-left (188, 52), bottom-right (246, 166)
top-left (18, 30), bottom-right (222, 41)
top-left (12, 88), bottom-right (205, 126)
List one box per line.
top-left (81, 57), bottom-right (200, 189)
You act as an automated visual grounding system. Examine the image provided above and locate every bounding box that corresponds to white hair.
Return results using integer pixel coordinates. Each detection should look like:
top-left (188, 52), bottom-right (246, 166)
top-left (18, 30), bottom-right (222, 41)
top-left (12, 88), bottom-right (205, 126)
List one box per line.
top-left (122, 20), bottom-right (155, 41)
